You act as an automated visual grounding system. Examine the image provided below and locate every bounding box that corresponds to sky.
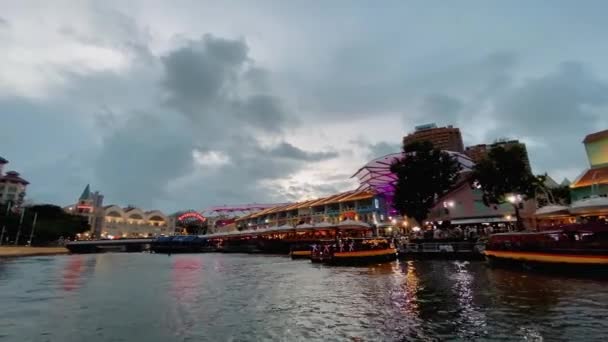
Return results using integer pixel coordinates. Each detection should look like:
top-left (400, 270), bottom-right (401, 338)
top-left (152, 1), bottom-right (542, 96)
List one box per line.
top-left (1, 0), bottom-right (608, 212)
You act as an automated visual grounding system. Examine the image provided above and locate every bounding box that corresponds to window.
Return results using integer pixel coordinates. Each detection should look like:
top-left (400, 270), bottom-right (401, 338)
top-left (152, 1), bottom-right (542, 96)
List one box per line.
top-left (8, 186), bottom-right (17, 193)
top-left (6, 194), bottom-right (15, 200)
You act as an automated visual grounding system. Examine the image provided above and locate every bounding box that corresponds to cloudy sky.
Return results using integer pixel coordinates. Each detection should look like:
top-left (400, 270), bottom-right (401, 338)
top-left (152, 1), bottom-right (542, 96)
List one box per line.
top-left (2, 1), bottom-right (607, 212)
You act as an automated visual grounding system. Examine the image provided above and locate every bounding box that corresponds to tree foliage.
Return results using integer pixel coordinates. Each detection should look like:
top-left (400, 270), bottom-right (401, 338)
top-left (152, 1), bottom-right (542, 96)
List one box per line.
top-left (0, 204), bottom-right (89, 245)
top-left (535, 174), bottom-right (572, 207)
top-left (471, 145), bottom-right (540, 206)
top-left (390, 141), bottom-right (461, 224)
top-left (551, 185), bottom-right (571, 205)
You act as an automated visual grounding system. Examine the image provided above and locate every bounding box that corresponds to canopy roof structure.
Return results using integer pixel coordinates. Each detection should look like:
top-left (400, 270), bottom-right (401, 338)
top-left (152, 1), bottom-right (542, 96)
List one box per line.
top-left (201, 203), bottom-right (290, 218)
top-left (351, 152), bottom-right (474, 195)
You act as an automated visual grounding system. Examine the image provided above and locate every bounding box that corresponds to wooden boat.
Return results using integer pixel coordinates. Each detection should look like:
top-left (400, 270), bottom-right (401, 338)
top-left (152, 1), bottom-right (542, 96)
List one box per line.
top-left (310, 240), bottom-right (335, 263)
top-left (289, 242), bottom-right (313, 259)
top-left (484, 223), bottom-right (608, 274)
top-left (311, 238), bottom-right (398, 265)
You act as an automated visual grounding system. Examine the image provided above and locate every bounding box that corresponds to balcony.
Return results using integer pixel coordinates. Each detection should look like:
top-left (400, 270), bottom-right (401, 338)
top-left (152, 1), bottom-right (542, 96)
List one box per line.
top-left (356, 205), bottom-right (374, 213)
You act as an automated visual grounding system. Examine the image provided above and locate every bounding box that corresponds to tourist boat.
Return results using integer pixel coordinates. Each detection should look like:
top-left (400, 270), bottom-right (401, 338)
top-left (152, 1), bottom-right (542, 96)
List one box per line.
top-left (289, 242), bottom-right (312, 259)
top-left (290, 222), bottom-right (339, 259)
top-left (311, 238), bottom-right (398, 265)
top-left (310, 240), bottom-right (335, 263)
top-left (484, 223), bottom-right (608, 274)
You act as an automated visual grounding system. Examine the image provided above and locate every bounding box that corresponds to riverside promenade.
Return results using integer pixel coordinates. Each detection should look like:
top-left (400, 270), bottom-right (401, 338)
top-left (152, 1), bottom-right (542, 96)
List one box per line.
top-left (0, 246), bottom-right (68, 258)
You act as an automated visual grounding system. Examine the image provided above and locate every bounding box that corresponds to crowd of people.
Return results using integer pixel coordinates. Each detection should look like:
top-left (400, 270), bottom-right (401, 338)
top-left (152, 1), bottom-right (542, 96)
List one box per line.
top-left (404, 223), bottom-right (516, 242)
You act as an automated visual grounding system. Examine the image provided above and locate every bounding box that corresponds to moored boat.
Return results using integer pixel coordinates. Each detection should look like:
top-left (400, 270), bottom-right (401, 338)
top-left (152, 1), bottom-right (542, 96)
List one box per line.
top-left (311, 238), bottom-right (398, 265)
top-left (484, 223), bottom-right (608, 274)
top-left (290, 243), bottom-right (312, 259)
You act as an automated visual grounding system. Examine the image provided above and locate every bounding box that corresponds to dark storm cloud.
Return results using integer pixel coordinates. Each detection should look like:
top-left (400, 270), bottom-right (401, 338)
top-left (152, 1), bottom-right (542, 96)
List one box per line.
top-left (0, 98), bottom-right (95, 205)
top-left (267, 142), bottom-right (338, 161)
top-left (86, 34), bottom-right (337, 209)
top-left (402, 56), bottom-right (607, 177)
top-left (350, 138), bottom-right (401, 160)
top-left (160, 34), bottom-right (293, 137)
top-left (419, 94), bottom-right (464, 123)
top-left (488, 61), bottom-right (608, 175)
top-left (234, 95), bottom-right (291, 132)
top-left (95, 114), bottom-right (195, 206)
top-left (6, 2), bottom-right (608, 210)
top-left (494, 62), bottom-right (608, 135)
top-left (297, 49), bottom-right (518, 121)
top-left (161, 35), bottom-right (248, 114)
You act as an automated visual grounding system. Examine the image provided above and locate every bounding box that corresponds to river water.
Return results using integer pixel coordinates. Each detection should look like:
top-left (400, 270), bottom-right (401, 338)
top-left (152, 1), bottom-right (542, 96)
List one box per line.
top-left (1, 253), bottom-right (607, 342)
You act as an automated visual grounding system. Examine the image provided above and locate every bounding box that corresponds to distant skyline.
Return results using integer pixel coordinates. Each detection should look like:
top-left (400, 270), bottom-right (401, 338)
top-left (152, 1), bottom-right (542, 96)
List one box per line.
top-left (2, 1), bottom-right (607, 211)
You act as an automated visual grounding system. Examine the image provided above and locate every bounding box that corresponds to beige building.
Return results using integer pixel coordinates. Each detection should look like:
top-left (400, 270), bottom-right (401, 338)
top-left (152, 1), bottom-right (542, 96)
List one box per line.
top-left (0, 157), bottom-right (29, 207)
top-left (65, 185), bottom-right (172, 238)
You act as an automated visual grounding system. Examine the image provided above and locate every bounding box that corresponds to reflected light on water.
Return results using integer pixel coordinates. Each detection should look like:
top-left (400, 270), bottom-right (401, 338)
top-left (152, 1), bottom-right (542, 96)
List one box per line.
top-left (169, 256), bottom-right (204, 338)
top-left (61, 255), bottom-right (85, 292)
top-left (451, 261), bottom-right (487, 339)
top-left (403, 260), bottom-right (420, 315)
top-left (1, 255), bottom-right (606, 341)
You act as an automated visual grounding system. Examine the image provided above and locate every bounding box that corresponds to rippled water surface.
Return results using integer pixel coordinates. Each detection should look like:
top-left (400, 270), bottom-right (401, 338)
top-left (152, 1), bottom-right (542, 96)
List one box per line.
top-left (1, 253), bottom-right (607, 341)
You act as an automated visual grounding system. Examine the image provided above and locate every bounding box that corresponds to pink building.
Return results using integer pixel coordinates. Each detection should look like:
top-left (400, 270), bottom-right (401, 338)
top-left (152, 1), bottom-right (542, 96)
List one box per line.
top-left (427, 175), bottom-right (536, 229)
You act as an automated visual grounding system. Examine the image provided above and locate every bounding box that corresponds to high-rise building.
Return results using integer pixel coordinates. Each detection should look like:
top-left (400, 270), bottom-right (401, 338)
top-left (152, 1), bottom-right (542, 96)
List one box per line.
top-left (403, 123), bottom-right (465, 152)
top-left (465, 139), bottom-right (531, 170)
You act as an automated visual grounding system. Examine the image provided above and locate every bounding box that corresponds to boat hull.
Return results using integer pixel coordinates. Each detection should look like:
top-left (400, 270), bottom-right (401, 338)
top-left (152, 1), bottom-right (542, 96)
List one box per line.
top-left (327, 248), bottom-right (398, 265)
top-left (484, 250), bottom-right (608, 276)
top-left (290, 250), bottom-right (311, 259)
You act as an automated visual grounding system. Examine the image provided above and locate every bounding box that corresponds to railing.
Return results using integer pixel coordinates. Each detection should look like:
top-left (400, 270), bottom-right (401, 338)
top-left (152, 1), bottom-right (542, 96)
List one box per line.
top-left (402, 242), bottom-right (485, 253)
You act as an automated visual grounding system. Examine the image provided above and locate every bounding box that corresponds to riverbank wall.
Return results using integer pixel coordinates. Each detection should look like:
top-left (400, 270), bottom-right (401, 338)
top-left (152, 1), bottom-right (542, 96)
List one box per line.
top-left (0, 246), bottom-right (69, 258)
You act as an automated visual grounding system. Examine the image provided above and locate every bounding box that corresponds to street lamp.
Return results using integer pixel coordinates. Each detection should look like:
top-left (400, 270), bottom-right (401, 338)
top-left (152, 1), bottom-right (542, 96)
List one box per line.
top-left (506, 193), bottom-right (523, 230)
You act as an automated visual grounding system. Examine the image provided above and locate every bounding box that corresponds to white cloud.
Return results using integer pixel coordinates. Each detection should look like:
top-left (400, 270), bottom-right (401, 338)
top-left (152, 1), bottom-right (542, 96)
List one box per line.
top-left (193, 150), bottom-right (231, 167)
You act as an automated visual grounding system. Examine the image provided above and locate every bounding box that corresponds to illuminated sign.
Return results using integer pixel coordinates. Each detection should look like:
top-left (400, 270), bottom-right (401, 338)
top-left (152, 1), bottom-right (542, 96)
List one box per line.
top-left (177, 212), bottom-right (206, 222)
top-left (342, 211), bottom-right (356, 218)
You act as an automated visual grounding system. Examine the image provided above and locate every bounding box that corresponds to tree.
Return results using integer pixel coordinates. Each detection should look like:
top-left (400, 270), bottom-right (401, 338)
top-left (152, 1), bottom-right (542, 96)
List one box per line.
top-left (471, 145), bottom-right (539, 229)
top-left (534, 174), bottom-right (572, 207)
top-left (390, 141), bottom-right (461, 225)
top-left (551, 185), bottom-right (571, 205)
top-left (0, 204), bottom-right (89, 245)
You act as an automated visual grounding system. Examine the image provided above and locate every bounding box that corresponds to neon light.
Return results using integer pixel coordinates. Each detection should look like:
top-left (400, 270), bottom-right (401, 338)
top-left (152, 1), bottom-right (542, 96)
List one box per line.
top-left (177, 212), bottom-right (206, 222)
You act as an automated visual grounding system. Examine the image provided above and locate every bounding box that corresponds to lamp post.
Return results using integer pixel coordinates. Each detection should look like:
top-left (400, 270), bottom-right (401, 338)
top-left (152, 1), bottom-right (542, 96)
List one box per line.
top-left (507, 194), bottom-right (523, 231)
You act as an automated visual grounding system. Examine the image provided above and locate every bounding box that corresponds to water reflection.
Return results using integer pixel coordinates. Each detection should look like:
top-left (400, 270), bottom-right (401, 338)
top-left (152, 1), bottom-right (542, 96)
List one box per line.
top-left (450, 261), bottom-right (487, 339)
top-left (168, 256), bottom-right (204, 339)
top-left (0, 255), bottom-right (607, 342)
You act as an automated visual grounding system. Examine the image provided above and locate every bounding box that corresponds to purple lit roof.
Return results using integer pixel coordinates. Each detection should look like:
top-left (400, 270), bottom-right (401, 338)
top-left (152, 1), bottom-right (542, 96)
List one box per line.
top-left (351, 151), bottom-right (474, 195)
